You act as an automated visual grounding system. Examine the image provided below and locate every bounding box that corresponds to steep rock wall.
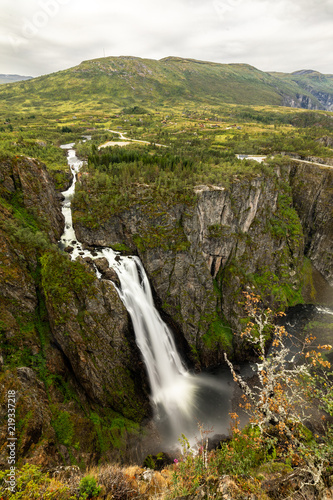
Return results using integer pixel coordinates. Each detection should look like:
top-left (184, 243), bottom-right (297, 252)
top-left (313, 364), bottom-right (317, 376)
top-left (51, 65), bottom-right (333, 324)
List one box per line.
top-left (0, 156), bottom-right (150, 469)
top-left (75, 164), bottom-right (306, 365)
top-left (290, 162), bottom-right (333, 286)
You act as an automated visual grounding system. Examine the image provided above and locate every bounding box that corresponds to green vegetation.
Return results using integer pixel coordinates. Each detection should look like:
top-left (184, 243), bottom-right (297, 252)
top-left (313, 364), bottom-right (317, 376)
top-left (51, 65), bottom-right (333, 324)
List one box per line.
top-left (0, 54), bottom-right (332, 494)
top-left (171, 296), bottom-right (333, 498)
top-left (72, 141), bottom-right (274, 228)
top-left (53, 411), bottom-right (75, 447)
top-left (0, 464), bottom-right (72, 499)
top-left (79, 476), bottom-right (101, 499)
top-left (1, 56), bottom-right (333, 113)
top-left (40, 252), bottom-right (96, 320)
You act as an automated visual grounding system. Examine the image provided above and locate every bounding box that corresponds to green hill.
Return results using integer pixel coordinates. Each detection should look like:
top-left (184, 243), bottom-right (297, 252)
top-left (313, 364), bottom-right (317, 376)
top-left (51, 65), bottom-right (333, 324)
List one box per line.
top-left (269, 69), bottom-right (333, 110)
top-left (0, 56), bottom-right (333, 112)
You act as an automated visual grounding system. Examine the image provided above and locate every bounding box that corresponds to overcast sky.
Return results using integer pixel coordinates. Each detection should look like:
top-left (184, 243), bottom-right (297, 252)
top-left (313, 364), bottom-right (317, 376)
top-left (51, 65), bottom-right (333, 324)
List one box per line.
top-left (1, 0), bottom-right (333, 77)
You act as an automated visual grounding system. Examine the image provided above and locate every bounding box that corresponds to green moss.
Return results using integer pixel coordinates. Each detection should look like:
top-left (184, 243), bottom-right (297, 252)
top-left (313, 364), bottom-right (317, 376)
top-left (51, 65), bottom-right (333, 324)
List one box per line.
top-left (89, 411), bottom-right (139, 455)
top-left (40, 251), bottom-right (96, 324)
top-left (249, 270), bottom-right (304, 309)
top-left (301, 257), bottom-right (316, 301)
top-left (207, 223), bottom-right (224, 239)
top-left (202, 317), bottom-right (233, 352)
top-left (268, 192), bottom-right (303, 244)
top-left (133, 222), bottom-right (190, 253)
top-left (110, 243), bottom-right (133, 255)
top-left (52, 411), bottom-right (74, 447)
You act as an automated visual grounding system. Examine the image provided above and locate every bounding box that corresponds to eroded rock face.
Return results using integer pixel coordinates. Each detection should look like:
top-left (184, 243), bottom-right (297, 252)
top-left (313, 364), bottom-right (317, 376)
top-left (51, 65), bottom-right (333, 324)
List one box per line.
top-left (74, 165), bottom-right (306, 365)
top-left (290, 163), bottom-right (333, 286)
top-left (0, 156), bottom-right (64, 242)
top-left (42, 256), bottom-right (149, 419)
top-left (0, 156), bottom-right (63, 364)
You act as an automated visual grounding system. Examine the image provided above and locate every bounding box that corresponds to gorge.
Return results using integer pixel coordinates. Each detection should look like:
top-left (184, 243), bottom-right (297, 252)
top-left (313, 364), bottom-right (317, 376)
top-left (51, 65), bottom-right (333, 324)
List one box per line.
top-left (59, 142), bottom-right (234, 447)
top-left (1, 131), bottom-right (333, 470)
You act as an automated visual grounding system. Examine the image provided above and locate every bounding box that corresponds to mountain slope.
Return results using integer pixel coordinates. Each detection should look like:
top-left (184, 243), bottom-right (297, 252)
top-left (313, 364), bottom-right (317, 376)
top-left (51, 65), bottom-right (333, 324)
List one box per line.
top-left (270, 69), bottom-right (333, 111)
top-left (0, 74), bottom-right (33, 84)
top-left (1, 56), bottom-right (333, 111)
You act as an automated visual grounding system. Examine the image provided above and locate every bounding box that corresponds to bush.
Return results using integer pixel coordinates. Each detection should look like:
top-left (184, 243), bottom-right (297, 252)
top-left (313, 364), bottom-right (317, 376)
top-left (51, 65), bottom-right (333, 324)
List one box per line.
top-left (97, 465), bottom-right (137, 499)
top-left (0, 464), bottom-right (71, 499)
top-left (79, 475), bottom-right (101, 499)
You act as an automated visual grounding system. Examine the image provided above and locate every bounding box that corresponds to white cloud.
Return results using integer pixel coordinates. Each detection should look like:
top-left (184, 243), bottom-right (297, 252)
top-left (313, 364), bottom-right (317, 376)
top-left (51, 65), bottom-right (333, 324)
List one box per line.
top-left (1, 0), bottom-right (333, 76)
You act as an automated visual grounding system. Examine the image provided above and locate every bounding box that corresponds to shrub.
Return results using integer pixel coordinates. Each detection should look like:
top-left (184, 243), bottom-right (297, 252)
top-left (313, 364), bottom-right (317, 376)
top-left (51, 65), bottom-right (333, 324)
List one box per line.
top-left (97, 465), bottom-right (137, 499)
top-left (79, 475), bottom-right (101, 499)
top-left (0, 464), bottom-right (71, 499)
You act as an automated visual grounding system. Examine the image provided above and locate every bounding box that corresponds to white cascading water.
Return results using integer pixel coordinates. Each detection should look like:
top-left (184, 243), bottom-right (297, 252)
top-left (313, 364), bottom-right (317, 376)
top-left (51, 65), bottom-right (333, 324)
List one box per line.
top-left (59, 144), bottom-right (211, 441)
top-left (316, 306), bottom-right (333, 316)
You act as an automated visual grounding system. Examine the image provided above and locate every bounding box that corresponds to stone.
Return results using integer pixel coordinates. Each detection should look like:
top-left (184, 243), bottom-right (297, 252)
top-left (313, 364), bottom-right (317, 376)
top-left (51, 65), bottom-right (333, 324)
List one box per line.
top-left (142, 469), bottom-right (155, 482)
top-left (94, 257), bottom-right (120, 284)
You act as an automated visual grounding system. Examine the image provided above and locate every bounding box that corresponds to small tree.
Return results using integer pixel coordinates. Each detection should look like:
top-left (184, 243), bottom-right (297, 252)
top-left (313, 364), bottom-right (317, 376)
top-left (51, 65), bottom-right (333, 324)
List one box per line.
top-left (224, 292), bottom-right (332, 487)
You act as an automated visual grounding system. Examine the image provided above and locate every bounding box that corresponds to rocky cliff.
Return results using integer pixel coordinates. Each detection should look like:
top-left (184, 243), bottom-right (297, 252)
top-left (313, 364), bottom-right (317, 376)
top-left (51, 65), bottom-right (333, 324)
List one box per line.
top-left (290, 161), bottom-right (333, 286)
top-left (74, 161), bottom-right (307, 365)
top-left (1, 152), bottom-right (332, 469)
top-left (0, 155), bottom-right (150, 469)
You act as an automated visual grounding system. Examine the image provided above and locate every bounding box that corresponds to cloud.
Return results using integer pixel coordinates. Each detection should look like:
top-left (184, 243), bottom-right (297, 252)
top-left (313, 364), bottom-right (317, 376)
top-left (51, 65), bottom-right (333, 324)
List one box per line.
top-left (1, 0), bottom-right (333, 76)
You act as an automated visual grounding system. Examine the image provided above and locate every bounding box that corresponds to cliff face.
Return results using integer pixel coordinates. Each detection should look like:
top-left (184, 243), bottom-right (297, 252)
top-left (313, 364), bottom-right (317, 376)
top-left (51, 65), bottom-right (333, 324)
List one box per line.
top-left (282, 92), bottom-right (333, 111)
top-left (311, 91), bottom-right (333, 111)
top-left (75, 164), bottom-right (306, 365)
top-left (40, 252), bottom-right (150, 419)
top-left (290, 162), bottom-right (333, 286)
top-left (0, 156), bottom-right (150, 469)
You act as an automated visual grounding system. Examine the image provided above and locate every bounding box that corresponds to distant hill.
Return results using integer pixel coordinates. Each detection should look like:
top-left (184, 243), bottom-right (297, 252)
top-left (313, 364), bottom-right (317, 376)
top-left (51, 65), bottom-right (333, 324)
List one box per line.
top-left (0, 74), bottom-right (33, 84)
top-left (269, 69), bottom-right (333, 111)
top-left (0, 56), bottom-right (332, 111)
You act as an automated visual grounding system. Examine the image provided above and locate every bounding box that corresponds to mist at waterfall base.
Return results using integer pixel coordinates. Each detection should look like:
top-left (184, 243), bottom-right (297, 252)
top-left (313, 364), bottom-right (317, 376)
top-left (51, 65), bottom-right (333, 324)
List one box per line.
top-left (102, 249), bottom-right (234, 446)
top-left (59, 144), bottom-right (233, 449)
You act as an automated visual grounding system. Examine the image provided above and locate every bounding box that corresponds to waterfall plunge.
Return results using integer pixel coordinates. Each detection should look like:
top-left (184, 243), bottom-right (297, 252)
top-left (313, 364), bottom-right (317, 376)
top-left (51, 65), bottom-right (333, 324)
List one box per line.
top-left (58, 147), bottom-right (234, 444)
top-left (59, 146), bottom-right (204, 440)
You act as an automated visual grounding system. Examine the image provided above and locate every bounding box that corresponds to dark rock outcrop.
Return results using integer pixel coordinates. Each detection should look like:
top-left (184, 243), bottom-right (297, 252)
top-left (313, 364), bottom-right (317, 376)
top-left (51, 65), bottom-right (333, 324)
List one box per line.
top-left (0, 155), bottom-right (64, 242)
top-left (290, 162), bottom-right (333, 286)
top-left (94, 257), bottom-right (120, 283)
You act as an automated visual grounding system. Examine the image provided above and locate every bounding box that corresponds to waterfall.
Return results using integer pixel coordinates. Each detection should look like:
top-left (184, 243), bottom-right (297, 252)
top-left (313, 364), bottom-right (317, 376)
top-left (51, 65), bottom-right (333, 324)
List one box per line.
top-left (58, 145), bottom-right (234, 444)
top-left (59, 145), bottom-right (203, 439)
top-left (102, 249), bottom-right (200, 436)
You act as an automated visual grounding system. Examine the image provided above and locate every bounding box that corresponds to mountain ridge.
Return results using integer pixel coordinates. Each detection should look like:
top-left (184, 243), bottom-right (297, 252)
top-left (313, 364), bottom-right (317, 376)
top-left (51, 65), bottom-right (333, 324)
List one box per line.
top-left (0, 55), bottom-right (332, 111)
